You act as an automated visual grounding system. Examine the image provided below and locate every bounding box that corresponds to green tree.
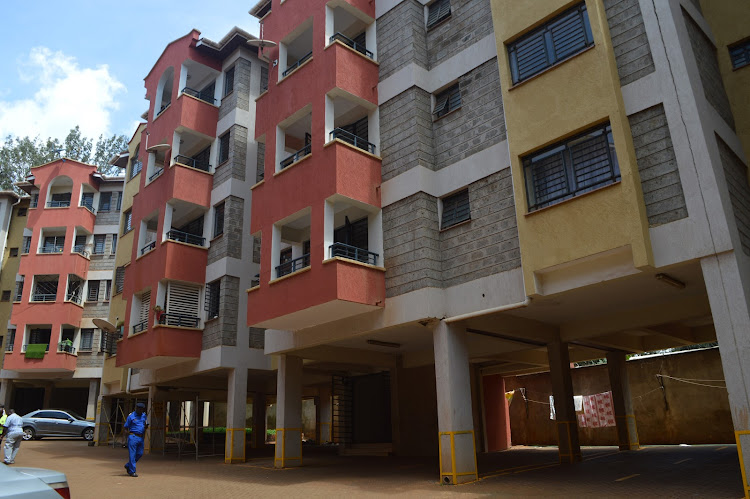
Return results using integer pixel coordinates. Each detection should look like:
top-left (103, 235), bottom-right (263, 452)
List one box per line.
top-left (0, 126), bottom-right (127, 191)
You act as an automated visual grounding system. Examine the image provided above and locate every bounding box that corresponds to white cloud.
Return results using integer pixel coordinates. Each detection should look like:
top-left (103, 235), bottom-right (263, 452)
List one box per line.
top-left (0, 47), bottom-right (126, 140)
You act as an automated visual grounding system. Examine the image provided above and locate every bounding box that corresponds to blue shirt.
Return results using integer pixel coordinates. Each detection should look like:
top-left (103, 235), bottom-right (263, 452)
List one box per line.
top-left (124, 411), bottom-right (148, 435)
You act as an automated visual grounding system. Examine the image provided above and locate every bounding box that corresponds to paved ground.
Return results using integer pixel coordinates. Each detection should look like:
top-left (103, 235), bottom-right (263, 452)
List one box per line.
top-left (6, 440), bottom-right (746, 498)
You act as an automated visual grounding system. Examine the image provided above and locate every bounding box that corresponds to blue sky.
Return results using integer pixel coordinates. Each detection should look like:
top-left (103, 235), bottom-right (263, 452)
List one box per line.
top-left (0, 1), bottom-right (260, 142)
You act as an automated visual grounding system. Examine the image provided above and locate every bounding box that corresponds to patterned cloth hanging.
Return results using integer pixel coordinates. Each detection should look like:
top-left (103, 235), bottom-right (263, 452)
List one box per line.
top-left (580, 391), bottom-right (616, 428)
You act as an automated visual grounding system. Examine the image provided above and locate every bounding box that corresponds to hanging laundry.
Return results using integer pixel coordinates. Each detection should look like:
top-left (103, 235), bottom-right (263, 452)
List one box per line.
top-left (581, 391), bottom-right (616, 428)
top-left (505, 390), bottom-right (515, 404)
top-left (549, 395), bottom-right (556, 420)
top-left (574, 395), bottom-right (583, 412)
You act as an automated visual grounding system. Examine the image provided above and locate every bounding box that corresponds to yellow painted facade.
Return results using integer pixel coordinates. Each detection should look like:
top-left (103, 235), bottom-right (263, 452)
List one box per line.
top-left (490, 0), bottom-right (653, 296)
top-left (700, 0), bottom-right (750, 163)
top-left (0, 198), bottom-right (28, 369)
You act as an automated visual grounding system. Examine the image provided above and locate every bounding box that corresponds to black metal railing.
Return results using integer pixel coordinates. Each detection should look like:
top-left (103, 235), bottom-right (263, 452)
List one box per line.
top-left (47, 200), bottom-right (71, 208)
top-left (81, 202), bottom-right (96, 214)
top-left (280, 143), bottom-right (312, 169)
top-left (182, 86), bottom-right (216, 105)
top-left (4, 342), bottom-right (12, 352)
top-left (149, 168), bottom-right (164, 181)
top-left (157, 313), bottom-right (200, 328)
top-left (22, 344), bottom-right (50, 353)
top-left (132, 319), bottom-right (149, 334)
top-left (57, 342), bottom-right (76, 354)
top-left (251, 275), bottom-right (260, 287)
top-left (276, 254), bottom-right (310, 278)
top-left (72, 245), bottom-right (90, 257)
top-left (156, 101), bottom-right (171, 117)
top-left (174, 154), bottom-right (211, 172)
top-left (65, 293), bottom-right (83, 305)
top-left (329, 33), bottom-right (373, 59)
top-left (282, 51), bottom-right (313, 77)
top-left (329, 128), bottom-right (376, 154)
top-left (167, 229), bottom-right (205, 247)
top-left (40, 245), bottom-right (64, 254)
top-left (141, 241), bottom-right (156, 255)
top-left (330, 242), bottom-right (379, 266)
top-left (31, 293), bottom-right (56, 302)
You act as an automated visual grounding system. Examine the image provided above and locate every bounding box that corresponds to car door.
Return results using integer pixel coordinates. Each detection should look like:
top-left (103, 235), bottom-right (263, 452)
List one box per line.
top-left (30, 411), bottom-right (58, 435)
top-left (49, 411), bottom-right (78, 436)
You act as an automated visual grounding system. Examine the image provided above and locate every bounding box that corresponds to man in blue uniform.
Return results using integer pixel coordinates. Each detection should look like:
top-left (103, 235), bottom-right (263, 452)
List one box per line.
top-left (123, 402), bottom-right (148, 477)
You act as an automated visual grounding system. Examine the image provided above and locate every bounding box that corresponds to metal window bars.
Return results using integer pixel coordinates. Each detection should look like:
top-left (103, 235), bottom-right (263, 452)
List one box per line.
top-left (32, 280), bottom-right (58, 302)
top-left (141, 241), bottom-right (156, 255)
top-left (167, 229), bottom-right (206, 247)
top-left (149, 168), bottom-right (164, 181)
top-left (329, 128), bottom-right (376, 154)
top-left (282, 51), bottom-right (313, 77)
top-left (132, 319), bottom-right (149, 334)
top-left (47, 199), bottom-right (71, 208)
top-left (57, 342), bottom-right (76, 354)
top-left (130, 160), bottom-right (143, 179)
top-left (157, 313), bottom-right (200, 328)
top-left (181, 86), bottom-right (217, 105)
top-left (65, 292), bottom-right (83, 305)
top-left (279, 143), bottom-right (312, 169)
top-left (174, 154), bottom-right (211, 172)
top-left (329, 242), bottom-right (379, 266)
top-left (156, 101), bottom-right (171, 117)
top-left (329, 33), bottom-right (373, 59)
top-left (276, 253), bottom-right (311, 278)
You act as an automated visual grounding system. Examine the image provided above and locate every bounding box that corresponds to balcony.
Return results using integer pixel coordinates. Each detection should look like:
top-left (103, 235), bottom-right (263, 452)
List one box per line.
top-left (140, 241), bottom-right (156, 256)
top-left (166, 229), bottom-right (205, 247)
top-left (181, 86), bottom-right (217, 106)
top-left (57, 342), bottom-right (76, 355)
top-left (276, 254), bottom-right (310, 278)
top-left (132, 319), bottom-right (149, 335)
top-left (329, 242), bottom-right (378, 266)
top-left (115, 321), bottom-right (202, 369)
top-left (329, 33), bottom-right (373, 59)
top-left (329, 128), bottom-right (376, 155)
top-left (282, 51), bottom-right (313, 78)
top-left (157, 313), bottom-right (200, 328)
top-left (3, 345), bottom-right (77, 373)
top-left (46, 200), bottom-right (71, 208)
top-left (280, 144), bottom-right (312, 170)
top-left (162, 238), bottom-right (208, 283)
top-left (149, 168), bottom-right (164, 182)
top-left (65, 293), bottom-right (83, 306)
top-left (174, 154), bottom-right (211, 173)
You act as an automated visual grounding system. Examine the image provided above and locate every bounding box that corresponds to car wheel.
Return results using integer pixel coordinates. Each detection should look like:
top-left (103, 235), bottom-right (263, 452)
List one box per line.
top-left (83, 428), bottom-right (94, 441)
top-left (22, 427), bottom-right (35, 441)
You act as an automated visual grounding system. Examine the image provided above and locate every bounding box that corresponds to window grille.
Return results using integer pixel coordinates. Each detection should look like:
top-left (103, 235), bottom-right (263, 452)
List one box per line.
top-left (165, 282), bottom-right (201, 326)
top-left (433, 84), bottom-right (461, 118)
top-left (33, 276), bottom-right (58, 302)
top-left (111, 234), bottom-right (118, 254)
top-left (219, 132), bottom-right (230, 164)
top-left (523, 123), bottom-right (620, 211)
top-left (224, 66), bottom-right (235, 96)
top-left (22, 236), bottom-right (31, 254)
top-left (139, 291), bottom-right (151, 323)
top-left (93, 235), bottom-right (106, 254)
top-left (99, 192), bottom-right (112, 212)
top-left (80, 329), bottom-right (94, 351)
top-left (508, 3), bottom-right (593, 84)
top-left (730, 39), bottom-right (750, 70)
top-left (81, 193), bottom-right (94, 210)
top-left (87, 281), bottom-right (100, 302)
top-left (441, 190), bottom-right (471, 229)
top-left (105, 280), bottom-right (112, 301)
top-left (124, 210), bottom-right (133, 234)
top-left (115, 267), bottom-right (125, 295)
top-left (14, 278), bottom-right (24, 302)
top-left (42, 236), bottom-right (65, 253)
top-left (214, 202), bottom-right (225, 238)
top-left (427, 0), bottom-right (451, 28)
top-left (205, 280), bottom-right (221, 319)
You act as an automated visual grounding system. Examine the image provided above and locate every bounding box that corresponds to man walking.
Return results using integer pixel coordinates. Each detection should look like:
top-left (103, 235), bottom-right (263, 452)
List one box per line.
top-left (3, 409), bottom-right (24, 464)
top-left (123, 402), bottom-right (148, 477)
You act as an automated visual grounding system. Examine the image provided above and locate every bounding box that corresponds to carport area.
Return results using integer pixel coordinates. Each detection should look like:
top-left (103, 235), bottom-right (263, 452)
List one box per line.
top-left (15, 439), bottom-right (745, 497)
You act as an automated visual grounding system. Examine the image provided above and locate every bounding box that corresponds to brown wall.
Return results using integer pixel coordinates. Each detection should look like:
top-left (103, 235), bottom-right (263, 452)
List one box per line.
top-left (502, 348), bottom-right (734, 446)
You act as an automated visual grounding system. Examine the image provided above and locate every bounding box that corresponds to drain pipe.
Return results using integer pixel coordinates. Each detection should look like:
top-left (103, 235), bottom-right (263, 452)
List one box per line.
top-left (444, 297), bottom-right (531, 323)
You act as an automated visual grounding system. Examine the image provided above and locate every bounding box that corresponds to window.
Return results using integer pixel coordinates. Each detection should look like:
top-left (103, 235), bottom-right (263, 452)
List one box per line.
top-left (433, 84), bottom-right (461, 118)
top-left (111, 234), bottom-right (118, 254)
top-left (219, 132), bottom-right (230, 164)
top-left (22, 236), bottom-right (31, 254)
top-left (427, 0), bottom-right (451, 28)
top-left (9, 248), bottom-right (18, 257)
top-left (1, 291), bottom-right (10, 302)
top-left (260, 66), bottom-right (269, 93)
top-left (116, 191), bottom-right (122, 210)
top-left (32, 275), bottom-right (58, 302)
top-left (74, 235), bottom-right (87, 254)
top-left (441, 189), bottom-right (471, 229)
top-left (523, 123), bottom-right (620, 211)
top-left (213, 202), bottom-right (225, 238)
top-left (104, 280), bottom-right (112, 301)
top-left (80, 329), bottom-right (94, 351)
top-left (123, 210), bottom-right (133, 234)
top-left (87, 281), bottom-right (100, 302)
top-left (42, 236), bottom-right (65, 253)
top-left (99, 192), bottom-right (112, 212)
top-left (81, 192), bottom-right (94, 211)
top-left (17, 207), bottom-right (27, 217)
top-left (508, 3), bottom-right (593, 84)
top-left (31, 194), bottom-right (39, 208)
top-left (224, 66), bottom-right (235, 97)
top-left (205, 280), bottom-right (221, 319)
top-left (730, 39), bottom-right (750, 70)
top-left (93, 235), bottom-right (106, 254)
top-left (14, 278), bottom-right (23, 302)
top-left (115, 267), bottom-right (125, 295)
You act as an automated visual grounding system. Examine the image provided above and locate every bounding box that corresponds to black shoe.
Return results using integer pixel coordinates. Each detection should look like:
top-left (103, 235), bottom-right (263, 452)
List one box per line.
top-left (131, 473), bottom-right (138, 477)
top-left (124, 464), bottom-right (132, 476)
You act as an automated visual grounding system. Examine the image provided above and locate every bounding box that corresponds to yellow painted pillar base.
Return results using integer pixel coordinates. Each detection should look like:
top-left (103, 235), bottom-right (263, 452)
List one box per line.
top-left (274, 428), bottom-right (302, 468)
top-left (438, 430), bottom-right (478, 485)
top-left (616, 414), bottom-right (640, 451)
top-left (736, 430), bottom-right (750, 499)
top-left (225, 428), bottom-right (246, 463)
top-left (556, 421), bottom-right (582, 464)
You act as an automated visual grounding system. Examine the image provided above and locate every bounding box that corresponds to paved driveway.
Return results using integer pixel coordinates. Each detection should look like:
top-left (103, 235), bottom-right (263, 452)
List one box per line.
top-left (8, 441), bottom-right (745, 498)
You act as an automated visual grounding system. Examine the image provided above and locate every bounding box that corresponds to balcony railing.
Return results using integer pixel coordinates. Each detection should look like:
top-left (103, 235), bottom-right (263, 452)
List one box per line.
top-left (57, 342), bottom-right (76, 354)
top-left (31, 293), bottom-right (57, 302)
top-left (330, 128), bottom-right (376, 154)
top-left (65, 293), bottom-right (83, 305)
top-left (282, 51), bottom-right (313, 77)
top-left (329, 33), bottom-right (373, 59)
top-left (156, 101), bottom-right (171, 117)
top-left (251, 275), bottom-right (260, 287)
top-left (280, 143), bottom-right (312, 169)
top-left (5, 342), bottom-right (13, 352)
top-left (330, 242), bottom-right (379, 266)
top-left (182, 86), bottom-right (216, 105)
top-left (276, 254), bottom-right (310, 278)
top-left (149, 168), bottom-right (164, 182)
top-left (81, 202), bottom-right (96, 214)
top-left (157, 313), bottom-right (200, 328)
top-left (47, 200), bottom-right (71, 208)
top-left (40, 246), bottom-right (64, 254)
top-left (167, 229), bottom-right (205, 247)
top-left (132, 319), bottom-right (149, 334)
top-left (141, 241), bottom-right (156, 255)
top-left (22, 344), bottom-right (50, 353)
top-left (30, 199), bottom-right (38, 208)
top-left (174, 154), bottom-right (211, 172)
top-left (73, 245), bottom-right (90, 258)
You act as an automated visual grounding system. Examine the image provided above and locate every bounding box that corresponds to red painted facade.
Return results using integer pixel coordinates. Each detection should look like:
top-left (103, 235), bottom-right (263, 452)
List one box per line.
top-left (482, 375), bottom-right (512, 452)
top-left (248, 0), bottom-right (384, 327)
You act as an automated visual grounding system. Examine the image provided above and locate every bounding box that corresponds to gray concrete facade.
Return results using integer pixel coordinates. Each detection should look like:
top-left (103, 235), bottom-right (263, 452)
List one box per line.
top-left (604, 0), bottom-right (656, 86)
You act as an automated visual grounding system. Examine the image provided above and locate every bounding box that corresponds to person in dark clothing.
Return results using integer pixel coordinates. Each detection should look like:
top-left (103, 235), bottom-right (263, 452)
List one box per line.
top-left (123, 402), bottom-right (148, 477)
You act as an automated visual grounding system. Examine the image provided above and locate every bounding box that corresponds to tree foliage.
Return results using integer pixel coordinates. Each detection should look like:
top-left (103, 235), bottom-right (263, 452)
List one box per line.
top-left (0, 126), bottom-right (128, 191)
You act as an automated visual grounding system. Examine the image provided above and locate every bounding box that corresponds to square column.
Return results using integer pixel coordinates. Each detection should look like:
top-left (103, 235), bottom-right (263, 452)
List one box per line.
top-left (252, 392), bottom-right (267, 449)
top-left (547, 340), bottom-right (581, 463)
top-left (702, 254), bottom-right (750, 497)
top-left (147, 386), bottom-right (166, 454)
top-left (433, 322), bottom-right (478, 485)
top-left (0, 380), bottom-right (11, 407)
top-left (86, 380), bottom-right (99, 420)
top-left (318, 385), bottom-right (332, 444)
top-left (275, 354), bottom-right (303, 468)
top-left (606, 352), bottom-right (639, 450)
top-left (226, 367), bottom-right (248, 463)
top-left (94, 395), bottom-right (111, 445)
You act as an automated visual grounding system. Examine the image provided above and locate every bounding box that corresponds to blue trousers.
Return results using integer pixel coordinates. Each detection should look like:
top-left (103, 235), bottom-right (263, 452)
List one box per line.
top-left (126, 434), bottom-right (144, 474)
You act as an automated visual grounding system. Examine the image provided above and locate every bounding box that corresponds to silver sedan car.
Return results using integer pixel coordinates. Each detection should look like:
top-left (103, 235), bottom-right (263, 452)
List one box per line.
top-left (0, 465), bottom-right (71, 498)
top-left (21, 409), bottom-right (95, 441)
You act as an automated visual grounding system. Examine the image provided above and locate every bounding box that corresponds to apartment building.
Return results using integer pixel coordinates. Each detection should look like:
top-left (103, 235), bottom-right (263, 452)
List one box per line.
top-left (108, 28), bottom-right (273, 460)
top-left (0, 192), bottom-right (28, 373)
top-left (0, 159), bottom-right (122, 423)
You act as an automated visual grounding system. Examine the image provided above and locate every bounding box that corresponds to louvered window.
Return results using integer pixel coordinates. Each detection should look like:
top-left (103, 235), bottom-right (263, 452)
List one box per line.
top-left (427, 0), bottom-right (451, 28)
top-left (523, 123), bottom-right (620, 211)
top-left (105, 280), bottom-right (112, 301)
top-left (205, 280), bottom-right (221, 319)
top-left (80, 329), bottom-right (94, 351)
top-left (115, 267), bottom-right (125, 295)
top-left (87, 280), bottom-right (100, 302)
top-left (219, 132), bottom-right (230, 164)
top-left (508, 3), bottom-right (593, 84)
top-left (730, 39), bottom-right (750, 70)
top-left (124, 210), bottom-right (133, 234)
top-left (166, 282), bottom-right (201, 326)
top-left (111, 234), bottom-right (118, 254)
top-left (138, 291), bottom-right (151, 323)
top-left (81, 192), bottom-right (94, 210)
top-left (441, 190), bottom-right (471, 229)
top-left (214, 202), bottom-right (225, 238)
top-left (93, 235), bottom-right (106, 254)
top-left (433, 84), bottom-right (461, 118)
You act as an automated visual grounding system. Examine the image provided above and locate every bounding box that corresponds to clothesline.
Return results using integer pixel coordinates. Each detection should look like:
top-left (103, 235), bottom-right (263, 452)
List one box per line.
top-left (656, 374), bottom-right (727, 389)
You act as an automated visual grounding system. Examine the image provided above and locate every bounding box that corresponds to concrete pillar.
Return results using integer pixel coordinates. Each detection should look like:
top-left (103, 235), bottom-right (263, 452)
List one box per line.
top-left (606, 352), bottom-right (639, 450)
top-left (433, 321), bottom-right (478, 485)
top-left (94, 395), bottom-right (111, 446)
top-left (147, 386), bottom-right (165, 453)
top-left (0, 380), bottom-right (11, 407)
top-left (225, 367), bottom-right (247, 463)
top-left (482, 374), bottom-right (512, 452)
top-left (252, 392), bottom-right (267, 449)
top-left (42, 384), bottom-right (52, 408)
top-left (318, 384), bottom-right (332, 444)
top-left (275, 355), bottom-right (303, 468)
top-left (86, 380), bottom-right (99, 420)
top-left (547, 340), bottom-right (581, 463)
top-left (702, 253), bottom-right (750, 495)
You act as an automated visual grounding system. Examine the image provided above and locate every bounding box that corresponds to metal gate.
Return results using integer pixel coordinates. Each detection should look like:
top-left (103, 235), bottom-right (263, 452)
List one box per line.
top-left (162, 398), bottom-right (223, 460)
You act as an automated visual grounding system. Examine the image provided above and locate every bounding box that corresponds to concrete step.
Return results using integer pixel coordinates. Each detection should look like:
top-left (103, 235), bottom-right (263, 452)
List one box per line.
top-left (339, 443), bottom-right (393, 457)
